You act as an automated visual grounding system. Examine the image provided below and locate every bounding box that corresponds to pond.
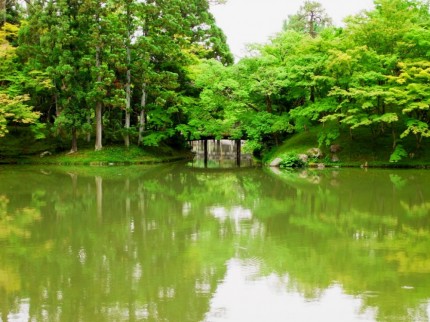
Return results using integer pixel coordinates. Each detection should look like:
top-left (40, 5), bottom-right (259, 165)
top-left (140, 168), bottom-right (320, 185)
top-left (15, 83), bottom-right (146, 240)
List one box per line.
top-left (1, 164), bottom-right (430, 322)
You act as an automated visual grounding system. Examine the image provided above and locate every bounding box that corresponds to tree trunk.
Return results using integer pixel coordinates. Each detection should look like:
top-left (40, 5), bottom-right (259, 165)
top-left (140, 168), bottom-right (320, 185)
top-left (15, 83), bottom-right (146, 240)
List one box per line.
top-left (124, 69), bottom-right (131, 148)
top-left (309, 12), bottom-right (316, 38)
top-left (416, 134), bottom-right (423, 149)
top-left (70, 126), bottom-right (78, 153)
top-left (86, 115), bottom-right (91, 142)
top-left (54, 93), bottom-right (62, 136)
top-left (55, 93), bottom-right (60, 117)
top-left (95, 102), bottom-right (103, 150)
top-left (1, 0), bottom-right (6, 25)
top-left (138, 83), bottom-right (147, 145)
top-left (95, 45), bottom-right (103, 151)
top-left (310, 86), bottom-right (315, 103)
top-left (266, 95), bottom-right (272, 113)
top-left (124, 38), bottom-right (131, 148)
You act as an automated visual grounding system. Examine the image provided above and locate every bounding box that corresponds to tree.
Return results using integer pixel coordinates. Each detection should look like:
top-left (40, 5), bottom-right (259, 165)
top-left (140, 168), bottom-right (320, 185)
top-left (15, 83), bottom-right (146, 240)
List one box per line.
top-left (323, 46), bottom-right (400, 147)
top-left (322, 0), bottom-right (430, 151)
top-left (0, 23), bottom-right (43, 138)
top-left (132, 0), bottom-right (233, 146)
top-left (179, 59), bottom-right (237, 140)
top-left (282, 1), bottom-right (332, 38)
top-left (388, 61), bottom-right (430, 149)
top-left (0, 0), bottom-right (21, 26)
top-left (344, 0), bottom-right (429, 56)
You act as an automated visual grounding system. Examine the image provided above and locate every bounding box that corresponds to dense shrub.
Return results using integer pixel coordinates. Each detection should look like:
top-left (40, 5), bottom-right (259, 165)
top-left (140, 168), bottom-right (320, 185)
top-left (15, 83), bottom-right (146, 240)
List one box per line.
top-left (279, 153), bottom-right (306, 168)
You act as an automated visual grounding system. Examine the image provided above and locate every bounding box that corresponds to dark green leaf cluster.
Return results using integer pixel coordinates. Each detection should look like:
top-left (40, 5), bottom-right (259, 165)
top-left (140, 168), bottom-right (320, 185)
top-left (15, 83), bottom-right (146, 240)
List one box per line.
top-left (1, 0), bottom-right (232, 154)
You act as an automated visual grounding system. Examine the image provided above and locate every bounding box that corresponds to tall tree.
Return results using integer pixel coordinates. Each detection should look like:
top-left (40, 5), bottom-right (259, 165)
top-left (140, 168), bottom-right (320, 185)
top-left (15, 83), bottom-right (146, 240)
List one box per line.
top-left (133, 0), bottom-right (232, 146)
top-left (283, 1), bottom-right (332, 38)
top-left (1, 0), bottom-right (21, 26)
top-left (10, 0), bottom-right (233, 152)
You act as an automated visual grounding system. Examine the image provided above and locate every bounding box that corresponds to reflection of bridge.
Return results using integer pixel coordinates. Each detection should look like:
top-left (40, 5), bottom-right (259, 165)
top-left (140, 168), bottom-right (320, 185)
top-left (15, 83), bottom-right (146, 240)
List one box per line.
top-left (190, 139), bottom-right (250, 167)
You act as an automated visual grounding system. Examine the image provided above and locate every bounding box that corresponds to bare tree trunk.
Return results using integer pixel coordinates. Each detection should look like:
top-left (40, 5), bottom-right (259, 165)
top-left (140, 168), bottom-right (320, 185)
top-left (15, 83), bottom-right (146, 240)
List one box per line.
top-left (266, 95), bottom-right (272, 113)
top-left (54, 93), bottom-right (62, 136)
top-left (70, 126), bottom-right (78, 153)
top-left (309, 12), bottom-right (316, 38)
top-left (95, 45), bottom-right (103, 151)
top-left (310, 86), bottom-right (315, 103)
top-left (95, 103), bottom-right (103, 150)
top-left (138, 83), bottom-right (147, 145)
top-left (1, 0), bottom-right (6, 25)
top-left (55, 93), bottom-right (60, 117)
top-left (124, 39), bottom-right (131, 147)
top-left (86, 115), bottom-right (91, 142)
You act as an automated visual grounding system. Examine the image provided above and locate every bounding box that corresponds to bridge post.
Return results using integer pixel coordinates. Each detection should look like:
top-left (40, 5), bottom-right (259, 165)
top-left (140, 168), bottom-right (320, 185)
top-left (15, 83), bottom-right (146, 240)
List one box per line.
top-left (217, 140), bottom-right (222, 165)
top-left (236, 139), bottom-right (241, 167)
top-left (203, 139), bottom-right (208, 168)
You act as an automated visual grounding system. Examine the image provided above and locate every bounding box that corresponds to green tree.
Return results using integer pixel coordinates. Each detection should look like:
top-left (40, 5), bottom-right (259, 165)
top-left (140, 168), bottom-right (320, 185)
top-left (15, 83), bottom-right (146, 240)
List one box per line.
top-left (322, 46), bottom-right (400, 147)
top-left (179, 59), bottom-right (238, 140)
top-left (321, 0), bottom-right (430, 152)
top-left (134, 0), bottom-right (232, 146)
top-left (282, 0), bottom-right (332, 37)
top-left (0, 0), bottom-right (21, 27)
top-left (389, 61), bottom-right (430, 149)
top-left (0, 23), bottom-right (44, 138)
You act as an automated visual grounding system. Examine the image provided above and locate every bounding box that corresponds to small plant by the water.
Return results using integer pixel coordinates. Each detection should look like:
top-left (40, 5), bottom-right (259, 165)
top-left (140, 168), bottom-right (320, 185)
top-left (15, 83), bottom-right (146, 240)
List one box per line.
top-left (279, 153), bottom-right (306, 168)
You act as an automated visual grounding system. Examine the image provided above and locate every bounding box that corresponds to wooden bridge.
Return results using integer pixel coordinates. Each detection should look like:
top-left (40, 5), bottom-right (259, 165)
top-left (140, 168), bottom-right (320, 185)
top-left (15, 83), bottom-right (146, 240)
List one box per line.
top-left (189, 139), bottom-right (245, 167)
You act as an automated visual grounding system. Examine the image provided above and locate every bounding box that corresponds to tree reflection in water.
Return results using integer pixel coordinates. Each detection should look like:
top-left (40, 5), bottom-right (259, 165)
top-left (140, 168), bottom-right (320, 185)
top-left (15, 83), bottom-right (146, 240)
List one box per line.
top-left (0, 165), bottom-right (430, 321)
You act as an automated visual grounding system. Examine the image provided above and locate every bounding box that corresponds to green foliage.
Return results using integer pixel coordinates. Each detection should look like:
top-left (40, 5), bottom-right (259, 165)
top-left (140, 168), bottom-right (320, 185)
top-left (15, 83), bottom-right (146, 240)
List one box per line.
top-left (0, 23), bottom-right (44, 138)
top-left (389, 61), bottom-right (430, 146)
top-left (390, 144), bottom-right (408, 163)
top-left (6, 0), bottom-right (233, 153)
top-left (317, 125), bottom-right (340, 147)
top-left (142, 129), bottom-right (176, 147)
top-left (282, 1), bottom-right (332, 37)
top-left (4, 0), bottom-right (430, 164)
top-left (279, 153), bottom-right (306, 168)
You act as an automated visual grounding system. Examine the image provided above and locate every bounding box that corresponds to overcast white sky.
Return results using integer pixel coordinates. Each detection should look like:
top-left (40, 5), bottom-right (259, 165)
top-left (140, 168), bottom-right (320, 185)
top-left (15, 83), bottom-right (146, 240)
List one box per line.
top-left (210, 0), bottom-right (375, 59)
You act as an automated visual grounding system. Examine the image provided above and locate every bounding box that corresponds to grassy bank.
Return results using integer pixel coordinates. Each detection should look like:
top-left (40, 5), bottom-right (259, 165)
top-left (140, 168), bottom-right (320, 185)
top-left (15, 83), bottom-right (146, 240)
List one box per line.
top-left (18, 145), bottom-right (192, 165)
top-left (0, 127), bottom-right (192, 165)
top-left (266, 126), bottom-right (430, 168)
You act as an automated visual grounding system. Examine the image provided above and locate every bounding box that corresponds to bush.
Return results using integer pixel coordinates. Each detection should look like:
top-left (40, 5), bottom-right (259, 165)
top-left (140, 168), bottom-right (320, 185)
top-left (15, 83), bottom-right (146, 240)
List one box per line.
top-left (279, 153), bottom-right (306, 168)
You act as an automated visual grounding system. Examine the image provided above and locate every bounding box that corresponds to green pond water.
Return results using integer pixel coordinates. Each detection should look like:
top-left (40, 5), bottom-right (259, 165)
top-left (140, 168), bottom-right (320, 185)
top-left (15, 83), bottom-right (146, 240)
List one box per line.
top-left (1, 164), bottom-right (430, 322)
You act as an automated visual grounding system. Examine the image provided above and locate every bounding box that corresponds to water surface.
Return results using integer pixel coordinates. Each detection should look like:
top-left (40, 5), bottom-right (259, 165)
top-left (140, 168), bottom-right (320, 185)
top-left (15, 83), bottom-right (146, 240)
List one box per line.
top-left (1, 164), bottom-right (430, 321)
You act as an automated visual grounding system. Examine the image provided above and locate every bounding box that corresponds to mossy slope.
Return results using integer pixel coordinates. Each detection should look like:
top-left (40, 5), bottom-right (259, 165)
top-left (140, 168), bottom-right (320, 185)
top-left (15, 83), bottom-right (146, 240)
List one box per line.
top-left (268, 126), bottom-right (430, 168)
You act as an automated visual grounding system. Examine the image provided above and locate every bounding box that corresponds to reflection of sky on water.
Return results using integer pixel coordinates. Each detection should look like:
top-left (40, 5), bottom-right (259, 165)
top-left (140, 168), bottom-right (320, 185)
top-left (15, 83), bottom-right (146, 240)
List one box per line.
top-left (209, 206), bottom-right (254, 234)
top-left (6, 299), bottom-right (29, 322)
top-left (205, 259), bottom-right (376, 322)
top-left (4, 167), bottom-right (430, 321)
top-left (209, 206), bottom-right (252, 222)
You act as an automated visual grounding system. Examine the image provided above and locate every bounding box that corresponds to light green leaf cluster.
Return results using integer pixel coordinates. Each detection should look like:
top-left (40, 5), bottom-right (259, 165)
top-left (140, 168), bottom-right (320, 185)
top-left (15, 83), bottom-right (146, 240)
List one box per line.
top-left (0, 23), bottom-right (44, 138)
top-left (185, 0), bottom-right (430, 161)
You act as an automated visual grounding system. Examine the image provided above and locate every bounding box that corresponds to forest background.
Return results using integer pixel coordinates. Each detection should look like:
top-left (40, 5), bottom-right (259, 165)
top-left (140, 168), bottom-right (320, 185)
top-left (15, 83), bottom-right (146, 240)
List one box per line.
top-left (1, 0), bottom-right (430, 164)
